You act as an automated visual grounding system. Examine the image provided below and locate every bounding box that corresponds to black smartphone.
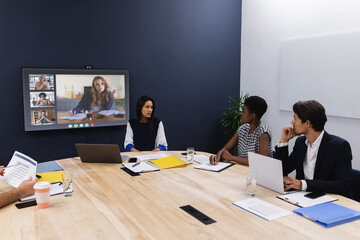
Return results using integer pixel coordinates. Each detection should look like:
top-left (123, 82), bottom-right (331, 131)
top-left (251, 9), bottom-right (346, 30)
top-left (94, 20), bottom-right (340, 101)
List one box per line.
top-left (304, 192), bottom-right (325, 199)
top-left (15, 200), bottom-right (37, 209)
top-left (128, 157), bottom-right (137, 163)
top-left (181, 152), bottom-right (197, 156)
top-left (97, 115), bottom-right (105, 119)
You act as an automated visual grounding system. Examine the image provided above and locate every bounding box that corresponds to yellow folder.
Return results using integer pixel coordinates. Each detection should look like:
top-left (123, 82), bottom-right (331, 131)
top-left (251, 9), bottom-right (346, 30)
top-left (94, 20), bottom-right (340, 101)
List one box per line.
top-left (37, 171), bottom-right (64, 183)
top-left (151, 156), bottom-right (188, 169)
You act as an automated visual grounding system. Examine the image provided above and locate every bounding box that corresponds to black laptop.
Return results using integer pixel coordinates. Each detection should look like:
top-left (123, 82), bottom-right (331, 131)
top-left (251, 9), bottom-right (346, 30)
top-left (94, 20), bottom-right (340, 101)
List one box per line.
top-left (75, 143), bottom-right (124, 163)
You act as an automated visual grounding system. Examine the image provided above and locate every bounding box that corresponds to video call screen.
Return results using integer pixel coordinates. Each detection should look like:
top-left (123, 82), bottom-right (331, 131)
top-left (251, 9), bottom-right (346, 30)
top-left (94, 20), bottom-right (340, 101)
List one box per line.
top-left (22, 68), bottom-right (129, 131)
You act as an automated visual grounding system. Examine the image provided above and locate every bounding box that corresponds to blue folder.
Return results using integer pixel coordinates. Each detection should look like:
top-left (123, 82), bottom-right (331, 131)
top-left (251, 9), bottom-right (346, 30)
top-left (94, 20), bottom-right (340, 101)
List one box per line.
top-left (294, 202), bottom-right (360, 228)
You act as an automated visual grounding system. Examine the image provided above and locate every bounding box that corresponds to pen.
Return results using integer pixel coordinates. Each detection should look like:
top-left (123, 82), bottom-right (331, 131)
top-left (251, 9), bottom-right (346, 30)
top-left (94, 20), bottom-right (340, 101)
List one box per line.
top-left (3, 163), bottom-right (22, 170)
top-left (132, 162), bottom-right (140, 167)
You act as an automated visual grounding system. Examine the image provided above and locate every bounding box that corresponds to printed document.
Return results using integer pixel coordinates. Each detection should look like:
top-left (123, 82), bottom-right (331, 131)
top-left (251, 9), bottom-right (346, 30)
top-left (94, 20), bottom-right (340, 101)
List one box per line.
top-left (20, 182), bottom-right (72, 201)
top-left (232, 198), bottom-right (292, 221)
top-left (193, 154), bottom-right (210, 164)
top-left (195, 162), bottom-right (233, 172)
top-left (122, 162), bottom-right (160, 173)
top-left (58, 113), bottom-right (86, 120)
top-left (277, 191), bottom-right (337, 207)
top-left (135, 153), bottom-right (168, 161)
top-left (0, 151), bottom-right (37, 188)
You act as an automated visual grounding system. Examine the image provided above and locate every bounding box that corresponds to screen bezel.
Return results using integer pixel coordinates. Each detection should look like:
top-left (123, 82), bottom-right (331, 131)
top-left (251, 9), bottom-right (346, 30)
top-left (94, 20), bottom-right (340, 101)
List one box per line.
top-left (22, 68), bottom-right (130, 132)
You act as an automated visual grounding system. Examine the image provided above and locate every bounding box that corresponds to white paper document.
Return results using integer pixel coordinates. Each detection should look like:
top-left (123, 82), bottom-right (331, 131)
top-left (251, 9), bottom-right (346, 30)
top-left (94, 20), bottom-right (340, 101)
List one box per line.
top-left (135, 154), bottom-right (168, 161)
top-left (122, 162), bottom-right (160, 173)
top-left (232, 198), bottom-right (292, 221)
top-left (0, 151), bottom-right (37, 188)
top-left (20, 182), bottom-right (71, 201)
top-left (194, 162), bottom-right (233, 172)
top-left (193, 154), bottom-right (210, 164)
top-left (58, 113), bottom-right (86, 120)
top-left (98, 110), bottom-right (124, 116)
top-left (277, 191), bottom-right (337, 208)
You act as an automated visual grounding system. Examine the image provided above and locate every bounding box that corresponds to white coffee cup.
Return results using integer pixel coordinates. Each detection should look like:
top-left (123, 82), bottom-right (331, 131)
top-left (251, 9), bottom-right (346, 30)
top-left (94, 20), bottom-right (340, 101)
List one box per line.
top-left (33, 181), bottom-right (51, 209)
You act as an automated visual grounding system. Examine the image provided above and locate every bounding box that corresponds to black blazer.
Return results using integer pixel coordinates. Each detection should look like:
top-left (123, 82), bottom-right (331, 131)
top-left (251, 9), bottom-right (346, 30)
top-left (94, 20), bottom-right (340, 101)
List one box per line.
top-left (275, 131), bottom-right (352, 197)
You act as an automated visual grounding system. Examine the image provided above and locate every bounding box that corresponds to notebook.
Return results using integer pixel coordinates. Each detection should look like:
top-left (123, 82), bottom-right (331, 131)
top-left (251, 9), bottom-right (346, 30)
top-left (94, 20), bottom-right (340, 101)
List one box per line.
top-left (248, 152), bottom-right (295, 194)
top-left (75, 143), bottom-right (123, 163)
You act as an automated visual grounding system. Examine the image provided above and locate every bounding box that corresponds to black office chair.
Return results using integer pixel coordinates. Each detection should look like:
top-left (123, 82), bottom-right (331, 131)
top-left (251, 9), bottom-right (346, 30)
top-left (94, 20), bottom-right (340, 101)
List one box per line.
top-left (351, 169), bottom-right (360, 202)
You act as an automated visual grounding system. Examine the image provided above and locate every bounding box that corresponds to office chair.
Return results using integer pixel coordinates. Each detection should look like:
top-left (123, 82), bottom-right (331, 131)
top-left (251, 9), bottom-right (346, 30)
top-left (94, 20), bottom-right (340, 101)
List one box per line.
top-left (351, 169), bottom-right (360, 202)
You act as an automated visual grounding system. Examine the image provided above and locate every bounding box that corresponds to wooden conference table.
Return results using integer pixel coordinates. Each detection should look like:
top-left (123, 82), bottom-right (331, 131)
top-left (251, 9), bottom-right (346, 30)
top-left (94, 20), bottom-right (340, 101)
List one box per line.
top-left (0, 151), bottom-right (359, 240)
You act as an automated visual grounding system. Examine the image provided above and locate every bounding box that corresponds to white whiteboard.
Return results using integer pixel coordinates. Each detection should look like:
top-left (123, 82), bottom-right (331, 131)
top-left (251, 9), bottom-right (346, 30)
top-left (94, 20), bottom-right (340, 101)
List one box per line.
top-left (279, 30), bottom-right (360, 119)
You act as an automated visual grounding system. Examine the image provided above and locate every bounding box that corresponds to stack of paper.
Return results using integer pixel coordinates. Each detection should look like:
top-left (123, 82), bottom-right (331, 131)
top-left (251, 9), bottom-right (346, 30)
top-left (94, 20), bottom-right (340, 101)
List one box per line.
top-left (232, 198), bottom-right (292, 221)
top-left (277, 191), bottom-right (337, 207)
top-left (122, 162), bottom-right (160, 173)
top-left (195, 162), bottom-right (233, 172)
top-left (135, 154), bottom-right (168, 161)
top-left (193, 154), bottom-right (210, 164)
top-left (151, 156), bottom-right (188, 169)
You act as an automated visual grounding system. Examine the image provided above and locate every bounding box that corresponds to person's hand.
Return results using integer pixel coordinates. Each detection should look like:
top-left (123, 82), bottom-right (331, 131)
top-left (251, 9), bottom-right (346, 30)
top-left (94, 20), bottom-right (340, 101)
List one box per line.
top-left (111, 90), bottom-right (117, 99)
top-left (0, 166), bottom-right (4, 176)
top-left (283, 176), bottom-right (302, 190)
top-left (130, 148), bottom-right (140, 152)
top-left (69, 110), bottom-right (76, 116)
top-left (17, 176), bottom-right (38, 198)
top-left (210, 149), bottom-right (225, 165)
top-left (152, 148), bottom-right (160, 152)
top-left (220, 150), bottom-right (234, 162)
top-left (280, 127), bottom-right (296, 143)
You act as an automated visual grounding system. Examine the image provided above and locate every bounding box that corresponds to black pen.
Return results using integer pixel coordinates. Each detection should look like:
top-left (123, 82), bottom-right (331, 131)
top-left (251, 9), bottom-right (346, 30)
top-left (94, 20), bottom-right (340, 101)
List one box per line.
top-left (132, 162), bottom-right (140, 167)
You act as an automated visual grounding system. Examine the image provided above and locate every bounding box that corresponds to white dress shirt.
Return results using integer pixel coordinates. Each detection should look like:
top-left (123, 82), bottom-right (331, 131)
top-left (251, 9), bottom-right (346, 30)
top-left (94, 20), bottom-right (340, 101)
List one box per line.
top-left (277, 130), bottom-right (324, 190)
top-left (301, 130), bottom-right (324, 190)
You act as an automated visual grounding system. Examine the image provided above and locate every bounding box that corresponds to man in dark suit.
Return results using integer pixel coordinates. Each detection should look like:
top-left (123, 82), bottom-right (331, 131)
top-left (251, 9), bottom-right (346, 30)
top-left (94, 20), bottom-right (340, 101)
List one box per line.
top-left (275, 100), bottom-right (352, 197)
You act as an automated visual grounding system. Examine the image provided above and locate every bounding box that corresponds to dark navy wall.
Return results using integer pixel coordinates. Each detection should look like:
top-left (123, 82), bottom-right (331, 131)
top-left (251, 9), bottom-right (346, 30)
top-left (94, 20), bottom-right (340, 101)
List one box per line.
top-left (0, 0), bottom-right (241, 164)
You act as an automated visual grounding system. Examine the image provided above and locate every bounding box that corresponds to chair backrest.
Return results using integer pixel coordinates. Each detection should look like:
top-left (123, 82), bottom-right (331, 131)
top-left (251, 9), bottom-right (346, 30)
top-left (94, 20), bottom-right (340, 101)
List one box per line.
top-left (351, 169), bottom-right (360, 202)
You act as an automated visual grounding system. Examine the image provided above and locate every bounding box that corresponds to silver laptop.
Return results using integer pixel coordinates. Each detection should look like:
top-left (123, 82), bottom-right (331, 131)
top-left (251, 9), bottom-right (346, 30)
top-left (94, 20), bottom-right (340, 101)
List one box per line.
top-left (75, 144), bottom-right (124, 163)
top-left (248, 152), bottom-right (294, 194)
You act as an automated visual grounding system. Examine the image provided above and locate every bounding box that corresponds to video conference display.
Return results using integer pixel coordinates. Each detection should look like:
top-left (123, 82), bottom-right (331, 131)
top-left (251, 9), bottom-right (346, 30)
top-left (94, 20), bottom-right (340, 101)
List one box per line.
top-left (22, 68), bottom-right (129, 131)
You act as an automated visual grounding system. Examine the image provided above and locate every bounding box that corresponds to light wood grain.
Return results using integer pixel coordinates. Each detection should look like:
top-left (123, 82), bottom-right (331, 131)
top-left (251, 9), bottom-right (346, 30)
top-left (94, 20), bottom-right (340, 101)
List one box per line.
top-left (1, 151), bottom-right (359, 240)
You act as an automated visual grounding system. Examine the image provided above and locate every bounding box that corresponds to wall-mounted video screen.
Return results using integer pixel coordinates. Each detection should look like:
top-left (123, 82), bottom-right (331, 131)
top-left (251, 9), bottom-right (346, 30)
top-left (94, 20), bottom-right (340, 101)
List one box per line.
top-left (22, 68), bottom-right (129, 131)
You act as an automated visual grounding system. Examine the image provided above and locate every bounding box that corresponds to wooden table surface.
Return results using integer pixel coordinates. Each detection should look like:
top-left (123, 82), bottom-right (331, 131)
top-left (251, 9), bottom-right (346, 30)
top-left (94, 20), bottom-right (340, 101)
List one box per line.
top-left (56, 111), bottom-right (125, 124)
top-left (0, 151), bottom-right (359, 240)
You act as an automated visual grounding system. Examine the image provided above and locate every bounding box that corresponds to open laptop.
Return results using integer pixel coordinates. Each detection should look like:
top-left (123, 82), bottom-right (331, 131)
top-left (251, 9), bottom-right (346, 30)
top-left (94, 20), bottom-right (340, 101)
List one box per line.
top-left (248, 152), bottom-right (295, 194)
top-left (75, 143), bottom-right (124, 163)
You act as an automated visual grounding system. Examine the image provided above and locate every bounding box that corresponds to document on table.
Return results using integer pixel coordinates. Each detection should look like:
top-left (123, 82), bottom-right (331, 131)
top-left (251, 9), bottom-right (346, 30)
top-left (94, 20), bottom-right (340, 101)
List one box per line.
top-left (122, 162), bottom-right (160, 173)
top-left (0, 151), bottom-right (37, 188)
top-left (20, 182), bottom-right (71, 201)
top-left (58, 113), bottom-right (86, 120)
top-left (194, 162), bottom-right (233, 172)
top-left (277, 191), bottom-right (337, 208)
top-left (232, 198), bottom-right (292, 221)
top-left (135, 153), bottom-right (168, 161)
top-left (193, 154), bottom-right (210, 164)
top-left (98, 110), bottom-right (124, 116)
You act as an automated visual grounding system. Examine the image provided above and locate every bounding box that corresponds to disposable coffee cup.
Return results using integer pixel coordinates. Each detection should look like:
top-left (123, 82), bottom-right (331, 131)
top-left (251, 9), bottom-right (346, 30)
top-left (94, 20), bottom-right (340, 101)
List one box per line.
top-left (33, 181), bottom-right (51, 209)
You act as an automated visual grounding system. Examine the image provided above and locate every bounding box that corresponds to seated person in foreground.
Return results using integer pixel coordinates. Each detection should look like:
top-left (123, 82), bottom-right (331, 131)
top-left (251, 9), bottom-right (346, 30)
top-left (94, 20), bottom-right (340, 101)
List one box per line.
top-left (69, 76), bottom-right (117, 115)
top-left (210, 96), bottom-right (272, 165)
top-left (275, 100), bottom-right (352, 197)
top-left (124, 95), bottom-right (168, 152)
top-left (0, 166), bottom-right (37, 208)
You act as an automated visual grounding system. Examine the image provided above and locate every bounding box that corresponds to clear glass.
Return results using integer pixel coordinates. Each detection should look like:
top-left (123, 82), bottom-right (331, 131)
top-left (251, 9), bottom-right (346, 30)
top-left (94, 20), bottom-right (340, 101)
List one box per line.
top-left (246, 176), bottom-right (256, 197)
top-left (62, 172), bottom-right (73, 197)
top-left (187, 147), bottom-right (195, 164)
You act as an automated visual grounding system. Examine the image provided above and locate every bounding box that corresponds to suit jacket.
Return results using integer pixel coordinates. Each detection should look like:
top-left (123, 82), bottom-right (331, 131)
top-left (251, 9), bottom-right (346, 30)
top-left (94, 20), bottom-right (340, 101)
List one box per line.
top-left (275, 131), bottom-right (352, 197)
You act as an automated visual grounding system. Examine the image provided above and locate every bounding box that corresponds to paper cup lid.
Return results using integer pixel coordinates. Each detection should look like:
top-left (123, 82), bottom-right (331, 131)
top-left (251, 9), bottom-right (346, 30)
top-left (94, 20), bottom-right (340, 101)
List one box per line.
top-left (34, 181), bottom-right (51, 190)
